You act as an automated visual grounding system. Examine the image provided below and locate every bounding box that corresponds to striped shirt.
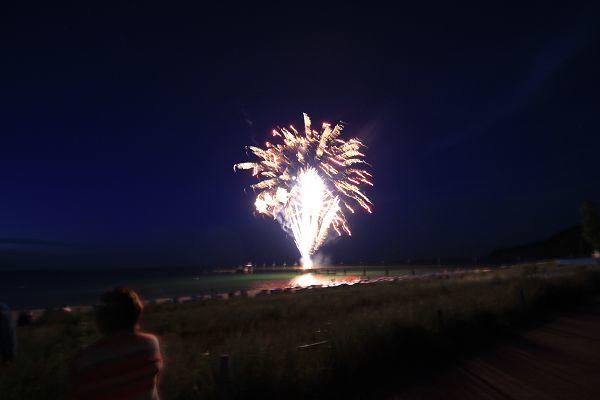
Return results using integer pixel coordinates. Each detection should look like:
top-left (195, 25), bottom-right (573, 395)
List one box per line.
top-left (70, 331), bottom-right (163, 400)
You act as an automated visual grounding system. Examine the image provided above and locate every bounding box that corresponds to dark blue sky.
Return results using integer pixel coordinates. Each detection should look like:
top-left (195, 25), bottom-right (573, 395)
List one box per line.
top-left (1, 4), bottom-right (599, 268)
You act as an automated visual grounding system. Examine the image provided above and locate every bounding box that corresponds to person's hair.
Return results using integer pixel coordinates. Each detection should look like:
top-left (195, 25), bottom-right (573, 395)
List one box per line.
top-left (95, 287), bottom-right (143, 334)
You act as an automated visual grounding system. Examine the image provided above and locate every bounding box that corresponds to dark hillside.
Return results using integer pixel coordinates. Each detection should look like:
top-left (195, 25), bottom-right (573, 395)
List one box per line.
top-left (489, 226), bottom-right (590, 261)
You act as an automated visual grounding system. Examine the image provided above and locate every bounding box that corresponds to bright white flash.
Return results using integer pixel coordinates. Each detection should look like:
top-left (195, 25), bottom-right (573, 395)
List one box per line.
top-left (287, 168), bottom-right (340, 269)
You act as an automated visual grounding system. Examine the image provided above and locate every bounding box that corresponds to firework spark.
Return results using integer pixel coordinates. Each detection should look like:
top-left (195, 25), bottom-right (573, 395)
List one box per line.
top-left (235, 113), bottom-right (373, 269)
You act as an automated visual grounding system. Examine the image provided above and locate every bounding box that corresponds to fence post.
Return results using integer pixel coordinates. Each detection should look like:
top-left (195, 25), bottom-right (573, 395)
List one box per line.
top-left (217, 354), bottom-right (230, 398)
top-left (437, 309), bottom-right (444, 330)
top-left (518, 288), bottom-right (526, 307)
top-left (220, 354), bottom-right (229, 379)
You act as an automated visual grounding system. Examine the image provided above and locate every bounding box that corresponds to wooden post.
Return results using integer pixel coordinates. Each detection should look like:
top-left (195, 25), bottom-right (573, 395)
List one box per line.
top-left (518, 288), bottom-right (526, 307)
top-left (220, 354), bottom-right (229, 379)
top-left (217, 353), bottom-right (230, 398)
top-left (437, 309), bottom-right (444, 329)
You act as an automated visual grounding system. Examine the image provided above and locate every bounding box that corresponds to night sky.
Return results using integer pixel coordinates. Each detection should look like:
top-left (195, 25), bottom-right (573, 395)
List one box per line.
top-left (1, 4), bottom-right (599, 268)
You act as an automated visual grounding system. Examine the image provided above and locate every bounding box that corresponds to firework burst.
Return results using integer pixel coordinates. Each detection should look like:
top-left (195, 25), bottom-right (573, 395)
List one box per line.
top-left (234, 113), bottom-right (373, 269)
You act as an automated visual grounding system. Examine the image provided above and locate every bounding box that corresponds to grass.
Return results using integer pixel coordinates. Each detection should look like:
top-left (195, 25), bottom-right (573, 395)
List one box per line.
top-left (1, 263), bottom-right (600, 399)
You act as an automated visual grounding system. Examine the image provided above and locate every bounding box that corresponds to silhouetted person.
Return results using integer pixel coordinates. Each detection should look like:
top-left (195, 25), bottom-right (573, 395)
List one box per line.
top-left (0, 303), bottom-right (16, 363)
top-left (70, 288), bottom-right (163, 400)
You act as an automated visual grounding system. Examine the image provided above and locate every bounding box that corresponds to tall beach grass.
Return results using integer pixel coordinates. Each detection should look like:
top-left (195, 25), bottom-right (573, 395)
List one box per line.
top-left (1, 262), bottom-right (599, 399)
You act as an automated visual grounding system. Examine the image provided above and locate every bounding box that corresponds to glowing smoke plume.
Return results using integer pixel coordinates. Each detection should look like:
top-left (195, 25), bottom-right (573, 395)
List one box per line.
top-left (235, 113), bottom-right (373, 269)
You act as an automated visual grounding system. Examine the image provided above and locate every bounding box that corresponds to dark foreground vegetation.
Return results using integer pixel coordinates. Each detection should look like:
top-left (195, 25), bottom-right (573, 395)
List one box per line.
top-left (2, 263), bottom-right (600, 399)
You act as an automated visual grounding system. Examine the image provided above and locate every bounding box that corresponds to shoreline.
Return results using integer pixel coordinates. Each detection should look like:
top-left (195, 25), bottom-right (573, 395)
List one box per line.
top-left (11, 266), bottom-right (497, 318)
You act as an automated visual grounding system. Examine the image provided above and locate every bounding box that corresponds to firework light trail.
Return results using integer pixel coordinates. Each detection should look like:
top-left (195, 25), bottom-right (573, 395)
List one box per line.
top-left (234, 113), bottom-right (373, 269)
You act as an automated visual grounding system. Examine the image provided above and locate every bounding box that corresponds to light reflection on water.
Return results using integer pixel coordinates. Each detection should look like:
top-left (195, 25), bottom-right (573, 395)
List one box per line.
top-left (290, 273), bottom-right (323, 287)
top-left (289, 273), bottom-right (361, 288)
